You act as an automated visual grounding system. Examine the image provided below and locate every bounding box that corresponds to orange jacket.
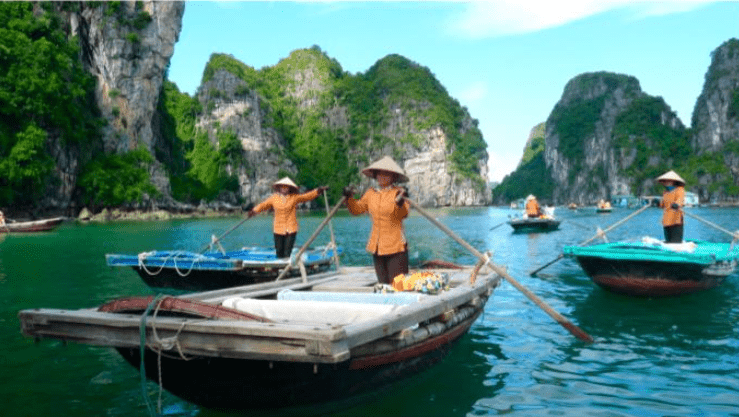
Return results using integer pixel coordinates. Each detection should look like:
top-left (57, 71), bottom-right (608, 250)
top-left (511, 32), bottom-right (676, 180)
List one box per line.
top-left (347, 187), bottom-right (410, 255)
top-left (252, 189), bottom-right (320, 235)
top-left (661, 186), bottom-right (684, 226)
top-left (525, 199), bottom-right (541, 217)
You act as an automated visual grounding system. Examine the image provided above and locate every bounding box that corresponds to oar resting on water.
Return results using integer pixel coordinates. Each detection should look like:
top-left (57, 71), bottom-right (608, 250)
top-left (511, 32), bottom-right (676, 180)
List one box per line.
top-left (529, 204), bottom-right (650, 276)
top-left (401, 196), bottom-right (594, 343)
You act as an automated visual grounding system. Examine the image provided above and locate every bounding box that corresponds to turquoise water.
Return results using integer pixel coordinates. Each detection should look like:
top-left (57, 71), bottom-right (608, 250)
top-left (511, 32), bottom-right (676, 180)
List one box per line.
top-left (2, 207), bottom-right (738, 416)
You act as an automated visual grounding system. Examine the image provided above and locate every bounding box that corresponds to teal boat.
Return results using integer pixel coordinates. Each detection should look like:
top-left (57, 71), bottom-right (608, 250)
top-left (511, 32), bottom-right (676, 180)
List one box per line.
top-left (563, 238), bottom-right (739, 296)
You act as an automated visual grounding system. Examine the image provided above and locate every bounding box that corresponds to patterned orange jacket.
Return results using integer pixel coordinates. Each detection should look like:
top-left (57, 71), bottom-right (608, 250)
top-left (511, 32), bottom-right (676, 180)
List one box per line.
top-left (525, 199), bottom-right (541, 217)
top-left (347, 187), bottom-right (410, 256)
top-left (660, 186), bottom-right (685, 226)
top-left (252, 189), bottom-right (320, 235)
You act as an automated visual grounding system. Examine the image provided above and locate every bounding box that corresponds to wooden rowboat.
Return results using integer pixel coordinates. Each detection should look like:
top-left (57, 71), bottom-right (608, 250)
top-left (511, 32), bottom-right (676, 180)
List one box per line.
top-left (0, 217), bottom-right (64, 233)
top-left (563, 237), bottom-right (739, 296)
top-left (508, 217), bottom-right (560, 233)
top-left (105, 246), bottom-right (341, 291)
top-left (19, 265), bottom-right (500, 413)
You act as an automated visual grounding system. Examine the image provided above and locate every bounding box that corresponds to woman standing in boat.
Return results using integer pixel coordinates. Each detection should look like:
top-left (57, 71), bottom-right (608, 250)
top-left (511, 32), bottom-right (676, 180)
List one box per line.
top-left (657, 170), bottom-right (686, 243)
top-left (525, 195), bottom-right (542, 218)
top-left (249, 177), bottom-right (327, 259)
top-left (343, 156), bottom-right (410, 284)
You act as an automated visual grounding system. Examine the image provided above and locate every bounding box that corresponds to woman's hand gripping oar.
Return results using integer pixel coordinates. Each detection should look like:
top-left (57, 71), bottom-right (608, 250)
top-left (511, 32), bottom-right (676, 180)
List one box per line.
top-left (275, 196), bottom-right (347, 282)
top-left (400, 196), bottom-right (594, 343)
top-left (529, 203), bottom-right (650, 277)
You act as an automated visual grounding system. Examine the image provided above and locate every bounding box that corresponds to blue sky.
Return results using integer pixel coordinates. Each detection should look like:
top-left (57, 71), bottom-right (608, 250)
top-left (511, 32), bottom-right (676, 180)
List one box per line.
top-left (167, 1), bottom-right (739, 182)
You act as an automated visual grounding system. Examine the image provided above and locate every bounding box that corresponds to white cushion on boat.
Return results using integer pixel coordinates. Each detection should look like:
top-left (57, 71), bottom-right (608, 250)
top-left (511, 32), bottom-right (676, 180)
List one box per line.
top-left (277, 289), bottom-right (425, 305)
top-left (641, 236), bottom-right (697, 253)
top-left (222, 297), bottom-right (403, 325)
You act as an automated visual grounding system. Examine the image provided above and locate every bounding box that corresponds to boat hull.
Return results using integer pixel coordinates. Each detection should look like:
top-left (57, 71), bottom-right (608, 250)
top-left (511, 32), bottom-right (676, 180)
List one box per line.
top-left (509, 218), bottom-right (560, 233)
top-left (574, 256), bottom-right (730, 296)
top-left (116, 311), bottom-right (479, 411)
top-left (0, 217), bottom-right (64, 233)
top-left (133, 261), bottom-right (332, 291)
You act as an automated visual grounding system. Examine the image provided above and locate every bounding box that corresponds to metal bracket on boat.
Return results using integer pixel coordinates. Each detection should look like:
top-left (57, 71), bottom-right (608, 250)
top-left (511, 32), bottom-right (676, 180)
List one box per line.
top-left (596, 226), bottom-right (609, 243)
top-left (209, 234), bottom-right (226, 255)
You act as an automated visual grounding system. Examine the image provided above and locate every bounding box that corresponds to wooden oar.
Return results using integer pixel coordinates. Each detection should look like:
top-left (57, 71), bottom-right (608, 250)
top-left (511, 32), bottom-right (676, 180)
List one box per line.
top-left (683, 210), bottom-right (739, 240)
top-left (323, 190), bottom-right (341, 268)
top-left (198, 215), bottom-right (253, 254)
top-left (529, 204), bottom-right (650, 276)
top-left (276, 196), bottom-right (347, 282)
top-left (402, 197), bottom-right (594, 343)
top-left (489, 221), bottom-right (507, 231)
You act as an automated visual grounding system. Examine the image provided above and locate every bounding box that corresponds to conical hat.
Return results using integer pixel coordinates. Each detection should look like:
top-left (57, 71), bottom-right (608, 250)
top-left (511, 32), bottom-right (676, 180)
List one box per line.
top-left (361, 156), bottom-right (409, 183)
top-left (526, 194), bottom-right (536, 200)
top-left (273, 177), bottom-right (298, 191)
top-left (656, 170), bottom-right (685, 185)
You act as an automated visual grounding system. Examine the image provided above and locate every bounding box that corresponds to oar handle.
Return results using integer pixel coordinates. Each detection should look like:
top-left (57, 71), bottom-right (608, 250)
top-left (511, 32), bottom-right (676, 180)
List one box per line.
top-left (404, 198), bottom-right (594, 343)
top-left (323, 190), bottom-right (341, 268)
top-left (276, 196), bottom-right (347, 282)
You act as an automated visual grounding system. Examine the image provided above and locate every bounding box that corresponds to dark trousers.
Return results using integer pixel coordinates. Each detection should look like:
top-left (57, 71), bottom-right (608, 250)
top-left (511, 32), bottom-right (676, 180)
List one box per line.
top-left (274, 233), bottom-right (297, 258)
top-left (664, 224), bottom-right (684, 243)
top-left (372, 250), bottom-right (409, 285)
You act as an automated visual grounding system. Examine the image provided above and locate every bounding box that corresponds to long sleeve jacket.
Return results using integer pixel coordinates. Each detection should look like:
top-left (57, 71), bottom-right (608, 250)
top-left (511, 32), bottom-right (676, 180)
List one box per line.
top-left (346, 187), bottom-right (410, 256)
top-left (661, 186), bottom-right (685, 226)
top-left (252, 189), bottom-right (320, 235)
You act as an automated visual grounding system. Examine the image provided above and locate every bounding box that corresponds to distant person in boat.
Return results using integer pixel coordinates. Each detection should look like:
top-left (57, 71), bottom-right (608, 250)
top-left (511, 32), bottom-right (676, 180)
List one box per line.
top-left (657, 170), bottom-right (686, 243)
top-left (525, 195), bottom-right (542, 218)
top-left (248, 177), bottom-right (328, 259)
top-left (0, 210), bottom-right (4, 226)
top-left (343, 156), bottom-right (410, 285)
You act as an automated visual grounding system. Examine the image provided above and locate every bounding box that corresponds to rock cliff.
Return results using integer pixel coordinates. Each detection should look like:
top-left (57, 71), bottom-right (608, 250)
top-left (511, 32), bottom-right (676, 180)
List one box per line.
top-left (190, 51), bottom-right (491, 207)
top-left (44, 1), bottom-right (184, 210)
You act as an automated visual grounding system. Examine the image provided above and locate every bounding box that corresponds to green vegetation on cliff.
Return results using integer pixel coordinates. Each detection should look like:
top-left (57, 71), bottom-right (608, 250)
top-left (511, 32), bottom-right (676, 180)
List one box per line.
top-left (493, 126), bottom-right (554, 202)
top-left (0, 2), bottom-right (102, 209)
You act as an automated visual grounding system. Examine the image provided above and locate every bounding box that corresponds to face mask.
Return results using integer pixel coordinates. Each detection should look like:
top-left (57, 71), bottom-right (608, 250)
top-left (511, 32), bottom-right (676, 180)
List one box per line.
top-left (666, 185), bottom-right (675, 191)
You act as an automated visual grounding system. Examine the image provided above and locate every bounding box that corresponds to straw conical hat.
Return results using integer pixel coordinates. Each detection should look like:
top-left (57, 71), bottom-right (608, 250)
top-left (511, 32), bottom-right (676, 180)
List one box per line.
top-left (362, 156), bottom-right (409, 183)
top-left (656, 170), bottom-right (685, 185)
top-left (273, 177), bottom-right (299, 191)
top-left (526, 194), bottom-right (536, 200)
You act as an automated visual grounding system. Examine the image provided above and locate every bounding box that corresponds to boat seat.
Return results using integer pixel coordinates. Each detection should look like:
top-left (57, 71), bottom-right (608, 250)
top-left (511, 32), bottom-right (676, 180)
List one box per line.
top-left (222, 297), bottom-right (405, 325)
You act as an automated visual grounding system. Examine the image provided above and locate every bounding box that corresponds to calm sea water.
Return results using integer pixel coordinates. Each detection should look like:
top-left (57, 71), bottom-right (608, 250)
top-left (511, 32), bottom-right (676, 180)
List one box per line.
top-left (2, 206), bottom-right (738, 416)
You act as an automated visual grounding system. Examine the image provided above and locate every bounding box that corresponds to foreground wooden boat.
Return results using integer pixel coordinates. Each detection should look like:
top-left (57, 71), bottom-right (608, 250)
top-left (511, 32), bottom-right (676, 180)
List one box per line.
top-left (19, 265), bottom-right (500, 412)
top-left (508, 217), bottom-right (560, 233)
top-left (0, 217), bottom-right (64, 233)
top-left (563, 237), bottom-right (739, 296)
top-left (105, 246), bottom-right (341, 291)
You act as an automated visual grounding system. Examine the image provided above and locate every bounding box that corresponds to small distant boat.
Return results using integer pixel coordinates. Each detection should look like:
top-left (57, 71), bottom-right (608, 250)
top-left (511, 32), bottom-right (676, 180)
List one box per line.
top-left (563, 237), bottom-right (739, 296)
top-left (596, 200), bottom-right (613, 213)
top-left (567, 203), bottom-right (578, 210)
top-left (106, 246), bottom-right (341, 291)
top-left (19, 264), bottom-right (501, 412)
top-left (508, 216), bottom-right (560, 233)
top-left (0, 217), bottom-right (65, 233)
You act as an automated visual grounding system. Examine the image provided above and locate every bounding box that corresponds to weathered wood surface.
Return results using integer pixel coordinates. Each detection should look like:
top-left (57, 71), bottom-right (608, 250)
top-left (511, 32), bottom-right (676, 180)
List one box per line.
top-left (19, 266), bottom-right (500, 363)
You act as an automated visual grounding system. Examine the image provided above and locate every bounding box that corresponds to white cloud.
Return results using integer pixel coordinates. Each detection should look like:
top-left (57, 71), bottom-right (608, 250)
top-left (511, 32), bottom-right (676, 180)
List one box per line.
top-left (447, 0), bottom-right (712, 39)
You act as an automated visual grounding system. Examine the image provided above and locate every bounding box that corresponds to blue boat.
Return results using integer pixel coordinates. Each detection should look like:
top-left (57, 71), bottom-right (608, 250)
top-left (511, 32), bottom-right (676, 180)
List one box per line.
top-left (563, 237), bottom-right (739, 296)
top-left (106, 246), bottom-right (341, 291)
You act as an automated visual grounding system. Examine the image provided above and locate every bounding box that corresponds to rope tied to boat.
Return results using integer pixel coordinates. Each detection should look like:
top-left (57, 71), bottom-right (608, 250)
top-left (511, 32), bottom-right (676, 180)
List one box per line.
top-left (137, 250), bottom-right (202, 277)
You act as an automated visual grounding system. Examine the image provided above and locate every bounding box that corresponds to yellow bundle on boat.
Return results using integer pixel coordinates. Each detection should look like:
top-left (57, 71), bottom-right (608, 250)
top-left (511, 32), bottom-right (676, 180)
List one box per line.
top-left (392, 271), bottom-right (450, 294)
